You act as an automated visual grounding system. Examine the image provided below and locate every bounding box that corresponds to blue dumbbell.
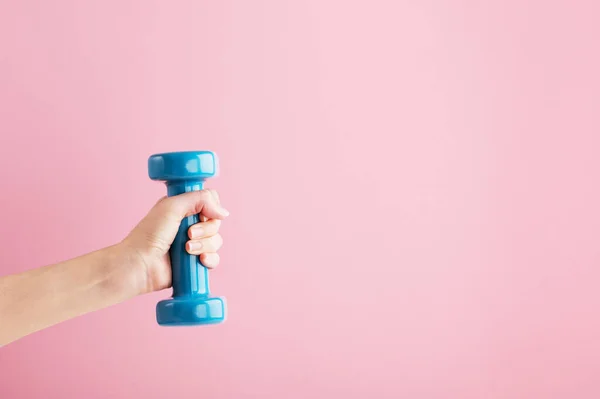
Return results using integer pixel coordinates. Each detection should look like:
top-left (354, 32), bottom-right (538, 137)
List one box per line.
top-left (148, 151), bottom-right (226, 326)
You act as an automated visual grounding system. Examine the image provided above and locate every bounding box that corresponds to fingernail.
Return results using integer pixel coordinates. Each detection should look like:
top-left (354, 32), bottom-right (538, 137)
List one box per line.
top-left (190, 227), bottom-right (204, 238)
top-left (219, 206), bottom-right (230, 217)
top-left (188, 241), bottom-right (203, 252)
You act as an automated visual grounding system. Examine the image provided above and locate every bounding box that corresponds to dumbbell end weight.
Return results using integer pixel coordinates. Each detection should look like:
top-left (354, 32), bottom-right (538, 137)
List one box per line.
top-left (148, 151), bottom-right (226, 326)
top-left (156, 296), bottom-right (226, 326)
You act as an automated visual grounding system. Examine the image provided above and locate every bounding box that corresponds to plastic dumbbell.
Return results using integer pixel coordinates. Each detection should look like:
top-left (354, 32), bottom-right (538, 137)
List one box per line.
top-left (148, 151), bottom-right (226, 326)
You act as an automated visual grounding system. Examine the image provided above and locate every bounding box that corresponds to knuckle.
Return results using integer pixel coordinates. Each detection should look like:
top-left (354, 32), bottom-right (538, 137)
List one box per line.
top-left (209, 189), bottom-right (220, 201)
top-left (210, 219), bottom-right (222, 230)
top-left (209, 233), bottom-right (223, 249)
top-left (198, 189), bottom-right (212, 201)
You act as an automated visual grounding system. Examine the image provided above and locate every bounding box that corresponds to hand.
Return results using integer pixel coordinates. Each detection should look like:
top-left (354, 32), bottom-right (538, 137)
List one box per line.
top-left (0, 189), bottom-right (229, 345)
top-left (120, 189), bottom-right (229, 295)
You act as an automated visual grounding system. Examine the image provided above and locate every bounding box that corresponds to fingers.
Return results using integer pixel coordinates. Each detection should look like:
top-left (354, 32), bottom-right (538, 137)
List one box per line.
top-left (161, 189), bottom-right (229, 221)
top-left (200, 252), bottom-right (220, 269)
top-left (153, 189), bottom-right (226, 269)
top-left (200, 189), bottom-right (220, 222)
top-left (186, 233), bottom-right (223, 258)
top-left (188, 219), bottom-right (223, 269)
top-left (188, 218), bottom-right (221, 239)
top-left (208, 189), bottom-right (220, 204)
top-left (186, 233), bottom-right (223, 254)
top-left (187, 190), bottom-right (223, 268)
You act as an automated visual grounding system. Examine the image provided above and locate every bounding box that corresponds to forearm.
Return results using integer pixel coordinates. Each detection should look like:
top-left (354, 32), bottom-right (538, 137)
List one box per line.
top-left (0, 244), bottom-right (142, 346)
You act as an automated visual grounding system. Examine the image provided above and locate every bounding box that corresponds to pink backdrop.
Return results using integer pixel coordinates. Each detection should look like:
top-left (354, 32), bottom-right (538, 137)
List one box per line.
top-left (1, 1), bottom-right (599, 398)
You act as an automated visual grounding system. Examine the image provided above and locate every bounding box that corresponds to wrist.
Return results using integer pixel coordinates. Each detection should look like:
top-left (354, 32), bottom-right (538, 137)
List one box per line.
top-left (101, 243), bottom-right (149, 299)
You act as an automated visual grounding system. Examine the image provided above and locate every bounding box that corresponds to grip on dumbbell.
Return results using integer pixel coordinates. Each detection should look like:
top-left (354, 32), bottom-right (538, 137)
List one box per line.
top-left (148, 151), bottom-right (226, 326)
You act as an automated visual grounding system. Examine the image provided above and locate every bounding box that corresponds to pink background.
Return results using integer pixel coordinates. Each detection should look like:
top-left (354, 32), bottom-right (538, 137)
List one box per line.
top-left (1, 0), bottom-right (599, 398)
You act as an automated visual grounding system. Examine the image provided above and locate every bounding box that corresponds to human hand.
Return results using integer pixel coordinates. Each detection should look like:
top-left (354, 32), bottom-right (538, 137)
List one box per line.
top-left (0, 189), bottom-right (229, 345)
top-left (119, 189), bottom-right (229, 295)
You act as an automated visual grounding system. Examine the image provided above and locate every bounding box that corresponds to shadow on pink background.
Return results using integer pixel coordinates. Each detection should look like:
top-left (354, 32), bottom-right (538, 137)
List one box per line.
top-left (1, 1), bottom-right (599, 398)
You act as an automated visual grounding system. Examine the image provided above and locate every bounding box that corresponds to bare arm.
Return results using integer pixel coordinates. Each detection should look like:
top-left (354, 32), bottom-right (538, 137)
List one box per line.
top-left (0, 190), bottom-right (228, 346)
top-left (0, 246), bottom-right (140, 345)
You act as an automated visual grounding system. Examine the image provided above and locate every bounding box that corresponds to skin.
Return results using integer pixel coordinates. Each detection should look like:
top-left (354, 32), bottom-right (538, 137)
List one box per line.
top-left (0, 189), bottom-right (228, 347)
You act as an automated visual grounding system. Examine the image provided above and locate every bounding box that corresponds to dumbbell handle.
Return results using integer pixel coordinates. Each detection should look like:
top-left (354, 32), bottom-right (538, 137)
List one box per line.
top-left (167, 179), bottom-right (210, 298)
